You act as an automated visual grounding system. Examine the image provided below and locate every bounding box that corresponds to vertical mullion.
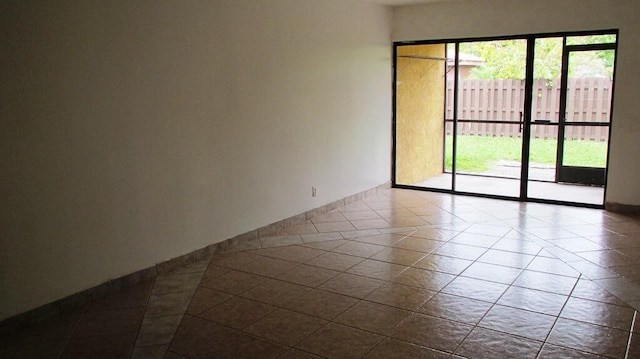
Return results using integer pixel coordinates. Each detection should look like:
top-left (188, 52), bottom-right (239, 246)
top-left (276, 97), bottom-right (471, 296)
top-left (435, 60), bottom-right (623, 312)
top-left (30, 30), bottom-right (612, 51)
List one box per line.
top-left (391, 44), bottom-right (398, 186)
top-left (520, 37), bottom-right (536, 200)
top-left (452, 43), bottom-right (460, 191)
top-left (442, 44), bottom-right (448, 177)
top-left (556, 38), bottom-right (570, 182)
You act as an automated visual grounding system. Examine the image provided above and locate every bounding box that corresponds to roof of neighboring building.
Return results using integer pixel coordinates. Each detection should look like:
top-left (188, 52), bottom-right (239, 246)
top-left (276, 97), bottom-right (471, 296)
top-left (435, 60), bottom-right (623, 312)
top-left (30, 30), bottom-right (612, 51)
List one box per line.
top-left (447, 50), bottom-right (485, 66)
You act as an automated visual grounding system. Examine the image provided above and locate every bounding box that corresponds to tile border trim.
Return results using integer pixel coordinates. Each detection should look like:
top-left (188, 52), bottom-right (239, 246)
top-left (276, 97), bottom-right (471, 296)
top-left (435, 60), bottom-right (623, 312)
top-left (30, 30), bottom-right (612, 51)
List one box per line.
top-left (606, 201), bottom-right (640, 215)
top-left (0, 182), bottom-right (391, 331)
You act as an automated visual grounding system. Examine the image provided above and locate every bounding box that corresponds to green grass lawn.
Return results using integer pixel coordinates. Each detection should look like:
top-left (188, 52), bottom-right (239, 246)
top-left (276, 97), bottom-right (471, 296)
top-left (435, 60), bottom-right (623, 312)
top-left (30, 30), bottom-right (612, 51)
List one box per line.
top-left (445, 135), bottom-right (608, 172)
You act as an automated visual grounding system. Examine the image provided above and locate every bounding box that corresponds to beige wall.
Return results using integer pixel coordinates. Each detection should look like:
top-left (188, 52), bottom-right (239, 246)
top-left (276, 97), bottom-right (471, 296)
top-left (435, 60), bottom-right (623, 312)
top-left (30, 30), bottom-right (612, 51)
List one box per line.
top-left (0, 0), bottom-right (392, 320)
top-left (393, 0), bottom-right (640, 206)
top-left (395, 44), bottom-right (445, 184)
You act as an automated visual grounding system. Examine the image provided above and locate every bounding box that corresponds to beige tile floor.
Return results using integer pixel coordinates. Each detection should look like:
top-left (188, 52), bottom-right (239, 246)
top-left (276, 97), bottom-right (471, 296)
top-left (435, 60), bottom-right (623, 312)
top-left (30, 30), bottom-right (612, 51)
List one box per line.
top-left (3, 188), bottom-right (640, 358)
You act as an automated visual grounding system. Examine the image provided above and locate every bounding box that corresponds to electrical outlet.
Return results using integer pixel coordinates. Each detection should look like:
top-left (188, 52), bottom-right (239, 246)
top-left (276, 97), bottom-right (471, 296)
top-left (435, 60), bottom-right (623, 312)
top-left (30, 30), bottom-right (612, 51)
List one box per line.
top-left (312, 186), bottom-right (317, 197)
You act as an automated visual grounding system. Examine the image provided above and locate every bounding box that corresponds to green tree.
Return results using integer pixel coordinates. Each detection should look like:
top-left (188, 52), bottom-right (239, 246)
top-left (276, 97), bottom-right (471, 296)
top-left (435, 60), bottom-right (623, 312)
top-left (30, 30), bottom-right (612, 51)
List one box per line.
top-left (459, 35), bottom-right (615, 80)
top-left (460, 39), bottom-right (562, 80)
top-left (460, 40), bottom-right (528, 79)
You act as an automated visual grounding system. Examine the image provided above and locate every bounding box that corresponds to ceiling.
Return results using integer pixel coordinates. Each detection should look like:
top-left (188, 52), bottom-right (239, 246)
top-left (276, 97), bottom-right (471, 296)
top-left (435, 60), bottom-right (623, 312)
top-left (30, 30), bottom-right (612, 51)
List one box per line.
top-left (359, 0), bottom-right (454, 6)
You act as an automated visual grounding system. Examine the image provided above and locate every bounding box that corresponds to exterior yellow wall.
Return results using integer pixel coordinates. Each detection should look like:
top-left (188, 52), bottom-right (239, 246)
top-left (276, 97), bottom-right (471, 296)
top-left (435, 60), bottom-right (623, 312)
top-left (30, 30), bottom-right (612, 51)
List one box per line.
top-left (395, 44), bottom-right (445, 184)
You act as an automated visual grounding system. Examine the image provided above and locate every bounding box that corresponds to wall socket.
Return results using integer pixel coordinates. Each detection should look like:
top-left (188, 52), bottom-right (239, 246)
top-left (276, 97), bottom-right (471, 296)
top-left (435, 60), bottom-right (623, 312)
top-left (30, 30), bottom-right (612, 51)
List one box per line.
top-left (312, 186), bottom-right (317, 197)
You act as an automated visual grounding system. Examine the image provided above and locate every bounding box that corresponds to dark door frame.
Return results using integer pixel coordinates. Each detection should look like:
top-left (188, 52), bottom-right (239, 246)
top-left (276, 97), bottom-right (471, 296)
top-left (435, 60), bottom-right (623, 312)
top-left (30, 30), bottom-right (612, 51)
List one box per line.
top-left (555, 42), bottom-right (617, 186)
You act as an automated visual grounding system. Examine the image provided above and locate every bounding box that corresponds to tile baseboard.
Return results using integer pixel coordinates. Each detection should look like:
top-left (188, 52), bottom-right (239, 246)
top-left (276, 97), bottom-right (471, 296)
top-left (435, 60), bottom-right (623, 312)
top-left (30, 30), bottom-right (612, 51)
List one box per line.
top-left (605, 201), bottom-right (640, 215)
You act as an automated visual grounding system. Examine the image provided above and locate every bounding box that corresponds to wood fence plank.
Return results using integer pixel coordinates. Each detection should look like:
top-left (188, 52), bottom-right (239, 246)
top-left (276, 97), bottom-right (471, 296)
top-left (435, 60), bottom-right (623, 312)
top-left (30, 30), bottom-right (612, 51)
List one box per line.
top-left (441, 78), bottom-right (610, 141)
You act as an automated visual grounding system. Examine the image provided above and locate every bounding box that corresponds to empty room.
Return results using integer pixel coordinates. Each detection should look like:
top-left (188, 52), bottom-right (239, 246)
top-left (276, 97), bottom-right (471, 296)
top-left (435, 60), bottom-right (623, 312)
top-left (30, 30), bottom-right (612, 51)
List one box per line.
top-left (1, 0), bottom-right (640, 358)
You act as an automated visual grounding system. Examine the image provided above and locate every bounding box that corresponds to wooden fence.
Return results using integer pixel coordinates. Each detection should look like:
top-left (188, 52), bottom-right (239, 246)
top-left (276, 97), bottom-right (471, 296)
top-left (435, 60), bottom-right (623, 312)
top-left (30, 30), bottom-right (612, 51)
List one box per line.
top-left (445, 78), bottom-right (612, 141)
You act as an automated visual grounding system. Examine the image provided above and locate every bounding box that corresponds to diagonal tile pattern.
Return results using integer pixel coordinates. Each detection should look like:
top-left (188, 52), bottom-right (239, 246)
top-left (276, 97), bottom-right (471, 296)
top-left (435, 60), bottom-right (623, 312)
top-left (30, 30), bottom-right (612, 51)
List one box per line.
top-left (3, 188), bottom-right (640, 358)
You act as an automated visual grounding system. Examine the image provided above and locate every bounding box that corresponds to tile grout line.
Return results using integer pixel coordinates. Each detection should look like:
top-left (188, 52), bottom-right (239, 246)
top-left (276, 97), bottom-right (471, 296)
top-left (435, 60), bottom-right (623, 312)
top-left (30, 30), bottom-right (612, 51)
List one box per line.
top-left (447, 241), bottom-right (539, 357)
top-left (191, 244), bottom-right (334, 355)
top-left (7, 189), bottom-right (640, 358)
top-left (134, 265), bottom-right (209, 358)
top-left (355, 221), bottom-right (444, 358)
top-left (308, 223), bottom-right (444, 358)
top-left (358, 214), bottom-right (505, 357)
top-left (189, 215), bottom-right (436, 358)
top-left (120, 194), bottom-right (640, 356)
top-left (531, 228), bottom-right (640, 312)
top-left (153, 265), bottom-right (208, 358)
top-left (327, 199), bottom-right (625, 355)
top-left (164, 259), bottom-right (255, 358)
top-left (127, 277), bottom-right (156, 359)
top-left (625, 310), bottom-right (637, 359)
top-left (293, 199), bottom-right (636, 358)
top-left (533, 273), bottom-right (583, 359)
top-left (157, 192), bottom-right (395, 356)
top-left (174, 238), bottom-right (366, 358)
top-left (55, 309), bottom-right (87, 359)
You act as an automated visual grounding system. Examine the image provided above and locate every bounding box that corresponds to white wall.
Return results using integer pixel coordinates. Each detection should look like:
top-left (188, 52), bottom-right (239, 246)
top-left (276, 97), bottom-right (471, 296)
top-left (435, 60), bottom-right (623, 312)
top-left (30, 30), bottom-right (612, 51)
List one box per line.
top-left (393, 0), bottom-right (640, 206)
top-left (0, 0), bottom-right (392, 320)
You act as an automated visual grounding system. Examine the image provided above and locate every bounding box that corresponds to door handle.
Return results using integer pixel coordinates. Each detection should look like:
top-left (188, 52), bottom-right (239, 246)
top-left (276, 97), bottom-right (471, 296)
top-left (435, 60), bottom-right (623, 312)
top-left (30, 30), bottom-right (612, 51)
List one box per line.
top-left (519, 111), bottom-right (524, 133)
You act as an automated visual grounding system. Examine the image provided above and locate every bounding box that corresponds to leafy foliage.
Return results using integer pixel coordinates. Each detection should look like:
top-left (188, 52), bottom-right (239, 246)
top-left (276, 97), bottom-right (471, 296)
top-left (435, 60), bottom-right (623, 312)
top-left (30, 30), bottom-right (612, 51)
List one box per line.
top-left (457, 35), bottom-right (615, 80)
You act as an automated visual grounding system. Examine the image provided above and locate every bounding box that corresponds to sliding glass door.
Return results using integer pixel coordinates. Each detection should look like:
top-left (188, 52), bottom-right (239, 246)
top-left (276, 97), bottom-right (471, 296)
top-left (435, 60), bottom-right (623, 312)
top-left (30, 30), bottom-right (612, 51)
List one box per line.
top-left (452, 39), bottom-right (526, 198)
top-left (527, 35), bottom-right (616, 205)
top-left (393, 31), bottom-right (617, 207)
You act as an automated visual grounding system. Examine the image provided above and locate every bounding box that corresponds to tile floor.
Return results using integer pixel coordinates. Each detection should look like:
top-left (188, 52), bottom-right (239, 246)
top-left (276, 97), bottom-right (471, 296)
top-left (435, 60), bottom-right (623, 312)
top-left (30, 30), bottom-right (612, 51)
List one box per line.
top-left (3, 188), bottom-right (640, 358)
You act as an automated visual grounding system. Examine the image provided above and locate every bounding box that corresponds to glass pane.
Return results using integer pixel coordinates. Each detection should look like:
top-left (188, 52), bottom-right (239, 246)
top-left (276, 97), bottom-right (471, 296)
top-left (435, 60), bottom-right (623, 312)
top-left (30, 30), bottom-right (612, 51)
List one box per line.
top-left (528, 124), bottom-right (558, 182)
top-left (566, 34), bottom-right (617, 46)
top-left (562, 126), bottom-right (609, 168)
top-left (453, 39), bottom-right (526, 198)
top-left (564, 50), bottom-right (614, 124)
top-left (531, 37), bottom-right (563, 124)
top-left (454, 129), bottom-right (523, 178)
top-left (527, 125), bottom-right (606, 205)
top-left (454, 124), bottom-right (522, 197)
top-left (527, 38), bottom-right (562, 202)
top-left (568, 49), bottom-right (615, 79)
top-left (394, 43), bottom-right (450, 190)
top-left (527, 175), bottom-right (604, 205)
top-left (445, 123), bottom-right (453, 172)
